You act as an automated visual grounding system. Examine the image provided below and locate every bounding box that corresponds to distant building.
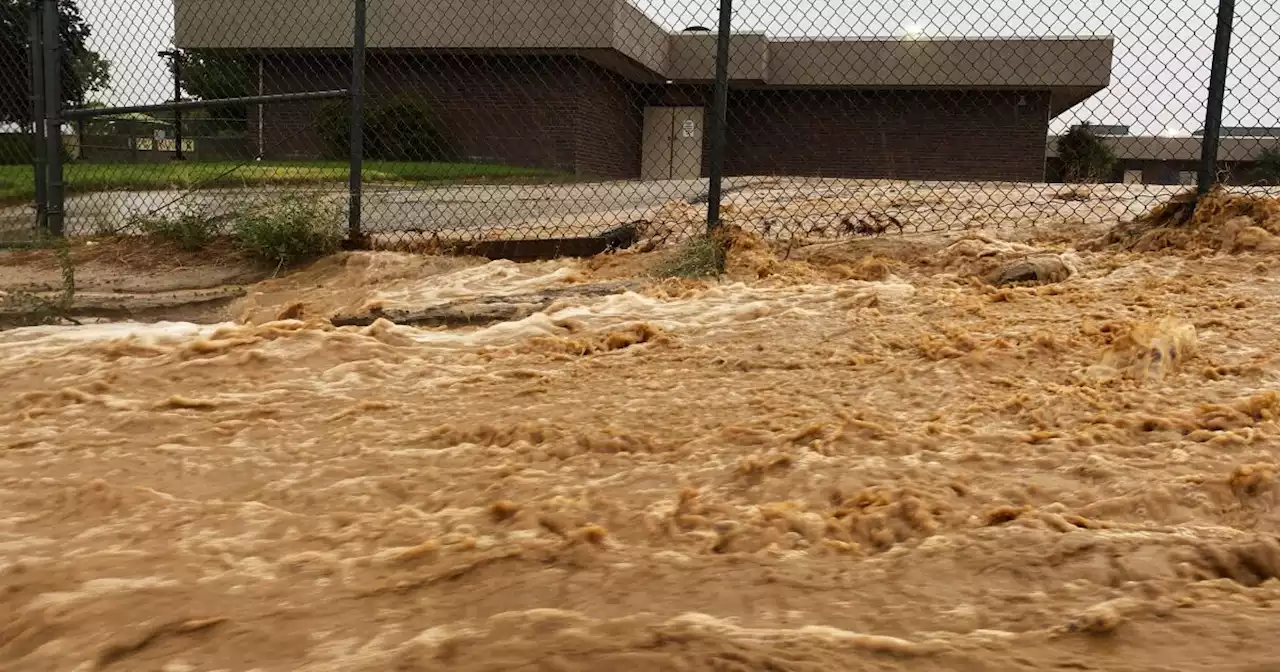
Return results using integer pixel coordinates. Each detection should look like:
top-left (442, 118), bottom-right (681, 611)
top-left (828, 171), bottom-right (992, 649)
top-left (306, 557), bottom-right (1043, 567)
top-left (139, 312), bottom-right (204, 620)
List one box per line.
top-left (1193, 127), bottom-right (1280, 138)
top-left (1046, 134), bottom-right (1279, 184)
top-left (174, 0), bottom-right (1114, 182)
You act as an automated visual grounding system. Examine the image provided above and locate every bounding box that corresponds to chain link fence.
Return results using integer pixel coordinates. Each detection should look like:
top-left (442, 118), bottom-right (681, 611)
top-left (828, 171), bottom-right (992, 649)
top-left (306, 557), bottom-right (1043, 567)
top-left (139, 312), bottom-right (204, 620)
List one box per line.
top-left (1, 0), bottom-right (1277, 250)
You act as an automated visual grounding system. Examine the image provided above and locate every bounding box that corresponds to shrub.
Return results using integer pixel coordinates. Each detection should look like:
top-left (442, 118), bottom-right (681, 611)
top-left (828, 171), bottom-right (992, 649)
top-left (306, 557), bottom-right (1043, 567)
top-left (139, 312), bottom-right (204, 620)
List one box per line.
top-left (367, 98), bottom-right (452, 161)
top-left (1057, 123), bottom-right (1116, 183)
top-left (315, 101), bottom-right (351, 161)
top-left (232, 196), bottom-right (343, 267)
top-left (0, 134), bottom-right (38, 165)
top-left (315, 96), bottom-right (452, 161)
top-left (131, 205), bottom-right (221, 251)
top-left (0, 133), bottom-right (74, 165)
top-left (1253, 147), bottom-right (1280, 185)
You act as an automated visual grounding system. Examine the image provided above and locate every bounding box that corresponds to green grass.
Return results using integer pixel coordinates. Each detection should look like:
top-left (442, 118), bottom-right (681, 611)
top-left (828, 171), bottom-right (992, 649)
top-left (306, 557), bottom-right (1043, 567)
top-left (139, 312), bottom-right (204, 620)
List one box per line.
top-left (0, 161), bottom-right (566, 203)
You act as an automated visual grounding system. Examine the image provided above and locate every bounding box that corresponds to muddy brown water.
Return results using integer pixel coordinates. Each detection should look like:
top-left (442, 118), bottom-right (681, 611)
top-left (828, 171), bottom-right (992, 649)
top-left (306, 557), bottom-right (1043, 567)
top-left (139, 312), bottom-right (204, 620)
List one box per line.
top-left (2, 214), bottom-right (1280, 670)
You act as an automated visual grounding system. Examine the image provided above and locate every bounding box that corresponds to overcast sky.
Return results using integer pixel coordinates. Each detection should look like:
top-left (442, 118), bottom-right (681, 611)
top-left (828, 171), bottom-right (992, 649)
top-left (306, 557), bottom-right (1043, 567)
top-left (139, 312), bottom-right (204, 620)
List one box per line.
top-left (80, 0), bottom-right (1280, 136)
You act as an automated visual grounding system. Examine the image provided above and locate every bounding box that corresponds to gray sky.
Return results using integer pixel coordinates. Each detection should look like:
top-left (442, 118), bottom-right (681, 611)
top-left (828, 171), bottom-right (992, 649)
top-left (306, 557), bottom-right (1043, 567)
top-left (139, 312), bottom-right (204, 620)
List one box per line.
top-left (81, 0), bottom-right (1280, 136)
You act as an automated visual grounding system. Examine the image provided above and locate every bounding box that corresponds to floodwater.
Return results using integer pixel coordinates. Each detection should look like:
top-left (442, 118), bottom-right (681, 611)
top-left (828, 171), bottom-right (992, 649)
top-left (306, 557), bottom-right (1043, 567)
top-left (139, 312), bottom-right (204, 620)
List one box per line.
top-left (2, 218), bottom-right (1280, 670)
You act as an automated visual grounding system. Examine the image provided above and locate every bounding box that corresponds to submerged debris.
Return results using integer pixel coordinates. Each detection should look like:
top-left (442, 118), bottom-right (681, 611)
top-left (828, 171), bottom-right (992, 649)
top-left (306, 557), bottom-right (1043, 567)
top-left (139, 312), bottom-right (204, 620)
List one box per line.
top-left (983, 255), bottom-right (1079, 286)
top-left (1098, 317), bottom-right (1198, 382)
top-left (938, 234), bottom-right (1081, 286)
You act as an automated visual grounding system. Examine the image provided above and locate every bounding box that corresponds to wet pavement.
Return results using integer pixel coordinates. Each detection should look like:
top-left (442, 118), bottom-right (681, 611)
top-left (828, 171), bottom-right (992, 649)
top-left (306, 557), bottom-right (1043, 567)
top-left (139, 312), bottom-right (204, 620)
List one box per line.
top-left (0, 178), bottom-right (743, 241)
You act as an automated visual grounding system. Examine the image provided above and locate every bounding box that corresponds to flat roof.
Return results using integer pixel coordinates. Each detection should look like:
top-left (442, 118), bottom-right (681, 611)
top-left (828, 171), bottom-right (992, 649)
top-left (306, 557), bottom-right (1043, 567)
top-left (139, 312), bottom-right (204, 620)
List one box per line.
top-left (175, 0), bottom-right (1112, 116)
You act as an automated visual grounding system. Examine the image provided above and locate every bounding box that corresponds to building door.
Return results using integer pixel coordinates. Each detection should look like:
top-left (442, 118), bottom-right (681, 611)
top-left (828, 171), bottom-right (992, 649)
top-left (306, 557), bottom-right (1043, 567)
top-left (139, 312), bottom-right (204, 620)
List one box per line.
top-left (642, 107), bottom-right (704, 180)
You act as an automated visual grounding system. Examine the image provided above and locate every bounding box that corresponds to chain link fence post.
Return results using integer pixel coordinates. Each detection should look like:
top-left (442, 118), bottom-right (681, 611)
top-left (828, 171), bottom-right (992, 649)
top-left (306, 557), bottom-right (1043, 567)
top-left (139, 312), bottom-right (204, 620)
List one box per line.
top-left (41, 0), bottom-right (63, 237)
top-left (347, 0), bottom-right (367, 243)
top-left (1197, 0), bottom-right (1235, 198)
top-left (704, 0), bottom-right (733, 235)
top-left (28, 3), bottom-right (47, 230)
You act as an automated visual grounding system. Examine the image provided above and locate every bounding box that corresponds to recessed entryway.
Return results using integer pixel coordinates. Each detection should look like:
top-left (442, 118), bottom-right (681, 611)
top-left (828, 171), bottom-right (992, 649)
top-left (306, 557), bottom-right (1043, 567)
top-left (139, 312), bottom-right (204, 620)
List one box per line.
top-left (642, 107), bottom-right (705, 180)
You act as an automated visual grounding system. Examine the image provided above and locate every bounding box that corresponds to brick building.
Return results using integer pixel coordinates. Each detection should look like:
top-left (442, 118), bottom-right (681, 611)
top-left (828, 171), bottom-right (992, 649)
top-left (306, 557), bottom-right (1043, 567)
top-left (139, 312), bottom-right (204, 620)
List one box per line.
top-left (174, 0), bottom-right (1113, 182)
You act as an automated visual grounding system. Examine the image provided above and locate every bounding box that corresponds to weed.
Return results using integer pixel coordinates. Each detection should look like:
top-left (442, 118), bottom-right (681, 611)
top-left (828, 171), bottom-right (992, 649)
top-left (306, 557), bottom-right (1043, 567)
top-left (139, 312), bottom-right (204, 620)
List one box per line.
top-left (655, 233), bottom-right (725, 278)
top-left (233, 196), bottom-right (343, 268)
top-left (132, 205), bottom-right (222, 251)
top-left (90, 218), bottom-right (120, 238)
top-left (0, 233), bottom-right (77, 327)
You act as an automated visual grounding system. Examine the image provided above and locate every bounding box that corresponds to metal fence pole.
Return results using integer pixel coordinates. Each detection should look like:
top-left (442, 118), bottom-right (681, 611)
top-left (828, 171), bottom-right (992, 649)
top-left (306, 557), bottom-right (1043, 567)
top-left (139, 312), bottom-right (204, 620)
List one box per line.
top-left (28, 4), bottom-right (47, 228)
top-left (1197, 0), bottom-right (1234, 197)
top-left (172, 52), bottom-right (185, 160)
top-left (347, 0), bottom-right (367, 242)
top-left (704, 0), bottom-right (733, 234)
top-left (41, 0), bottom-right (63, 237)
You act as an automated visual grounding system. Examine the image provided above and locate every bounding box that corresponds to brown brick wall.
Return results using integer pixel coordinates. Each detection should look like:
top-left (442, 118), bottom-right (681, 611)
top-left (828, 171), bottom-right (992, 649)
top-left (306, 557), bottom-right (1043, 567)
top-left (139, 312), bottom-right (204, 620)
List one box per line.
top-left (719, 89), bottom-right (1050, 182)
top-left (260, 53), bottom-right (641, 178)
top-left (574, 70), bottom-right (644, 179)
top-left (258, 54), bottom-right (348, 161)
top-left (259, 54), bottom-right (1051, 183)
top-left (371, 55), bottom-right (579, 171)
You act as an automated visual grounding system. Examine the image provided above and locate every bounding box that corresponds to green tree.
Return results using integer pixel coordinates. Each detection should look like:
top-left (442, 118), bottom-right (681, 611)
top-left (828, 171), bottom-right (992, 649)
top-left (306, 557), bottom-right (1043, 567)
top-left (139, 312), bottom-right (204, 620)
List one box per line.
top-left (71, 47), bottom-right (109, 93)
top-left (0, 0), bottom-right (111, 125)
top-left (180, 51), bottom-right (252, 132)
top-left (1253, 146), bottom-right (1280, 185)
top-left (1057, 122), bottom-right (1116, 183)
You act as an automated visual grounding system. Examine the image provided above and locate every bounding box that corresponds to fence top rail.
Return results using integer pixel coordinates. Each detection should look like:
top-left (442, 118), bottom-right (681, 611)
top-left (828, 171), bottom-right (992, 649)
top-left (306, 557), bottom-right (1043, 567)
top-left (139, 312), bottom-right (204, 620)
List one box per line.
top-left (63, 90), bottom-right (350, 120)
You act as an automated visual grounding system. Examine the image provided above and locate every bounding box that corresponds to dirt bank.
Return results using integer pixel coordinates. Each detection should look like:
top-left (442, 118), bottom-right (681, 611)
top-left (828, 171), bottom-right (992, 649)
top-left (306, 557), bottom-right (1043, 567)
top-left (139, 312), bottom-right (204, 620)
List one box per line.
top-left (0, 239), bottom-right (268, 328)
